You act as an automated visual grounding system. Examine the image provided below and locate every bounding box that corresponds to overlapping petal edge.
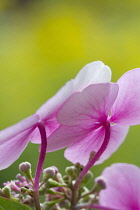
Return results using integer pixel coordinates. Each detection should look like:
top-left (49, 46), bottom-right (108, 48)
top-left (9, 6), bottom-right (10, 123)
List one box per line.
top-left (99, 163), bottom-right (140, 209)
top-left (0, 61), bottom-right (111, 170)
top-left (47, 68), bottom-right (140, 165)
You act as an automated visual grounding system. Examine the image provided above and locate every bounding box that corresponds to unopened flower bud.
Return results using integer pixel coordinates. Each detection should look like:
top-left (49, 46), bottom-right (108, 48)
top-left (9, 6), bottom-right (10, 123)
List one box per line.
top-left (56, 172), bottom-right (65, 184)
top-left (16, 173), bottom-right (26, 182)
top-left (74, 162), bottom-right (84, 173)
top-left (81, 171), bottom-right (94, 186)
top-left (89, 151), bottom-right (96, 161)
top-left (46, 189), bottom-right (64, 196)
top-left (65, 166), bottom-right (76, 176)
top-left (19, 162), bottom-right (32, 181)
top-left (43, 167), bottom-right (56, 181)
top-left (50, 166), bottom-right (58, 174)
top-left (20, 187), bottom-right (29, 193)
top-left (47, 178), bottom-right (66, 188)
top-left (22, 195), bottom-right (34, 206)
top-left (21, 187), bottom-right (34, 196)
top-left (74, 162), bottom-right (81, 168)
top-left (2, 186), bottom-right (11, 198)
top-left (19, 162), bottom-right (31, 172)
top-left (94, 176), bottom-right (107, 191)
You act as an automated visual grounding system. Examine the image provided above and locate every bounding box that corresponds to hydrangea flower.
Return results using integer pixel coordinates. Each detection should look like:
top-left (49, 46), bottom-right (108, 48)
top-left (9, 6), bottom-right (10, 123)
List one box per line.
top-left (47, 68), bottom-right (140, 165)
top-left (99, 163), bottom-right (140, 209)
top-left (30, 61), bottom-right (111, 143)
top-left (0, 61), bottom-right (111, 170)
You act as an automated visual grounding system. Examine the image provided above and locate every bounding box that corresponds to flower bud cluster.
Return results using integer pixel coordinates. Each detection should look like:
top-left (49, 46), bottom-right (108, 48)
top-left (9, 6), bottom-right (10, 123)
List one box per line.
top-left (40, 163), bottom-right (105, 209)
top-left (1, 172), bottom-right (34, 207)
top-left (0, 162), bottom-right (106, 209)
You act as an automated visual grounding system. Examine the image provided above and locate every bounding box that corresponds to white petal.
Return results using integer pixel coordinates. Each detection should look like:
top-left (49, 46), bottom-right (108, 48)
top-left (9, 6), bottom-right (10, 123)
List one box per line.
top-left (73, 61), bottom-right (112, 90)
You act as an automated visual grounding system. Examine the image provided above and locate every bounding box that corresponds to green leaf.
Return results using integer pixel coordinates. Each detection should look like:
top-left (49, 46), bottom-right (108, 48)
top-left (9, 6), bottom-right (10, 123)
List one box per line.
top-left (0, 197), bottom-right (32, 210)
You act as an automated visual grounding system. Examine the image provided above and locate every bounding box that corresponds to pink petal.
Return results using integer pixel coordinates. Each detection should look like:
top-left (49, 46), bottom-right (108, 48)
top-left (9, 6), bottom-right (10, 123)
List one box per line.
top-left (64, 127), bottom-right (105, 165)
top-left (29, 127), bottom-right (42, 144)
top-left (64, 125), bottom-right (129, 165)
top-left (96, 125), bottom-right (129, 165)
top-left (57, 83), bottom-right (119, 126)
top-left (47, 125), bottom-right (89, 152)
top-left (111, 68), bottom-right (140, 125)
top-left (36, 61), bottom-right (111, 120)
top-left (0, 129), bottom-right (32, 170)
top-left (0, 114), bottom-right (39, 144)
top-left (99, 163), bottom-right (140, 209)
top-left (47, 83), bottom-right (119, 154)
top-left (30, 117), bottom-right (59, 144)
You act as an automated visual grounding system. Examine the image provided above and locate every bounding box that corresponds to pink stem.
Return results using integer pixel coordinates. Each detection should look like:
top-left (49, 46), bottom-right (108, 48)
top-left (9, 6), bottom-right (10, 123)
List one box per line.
top-left (34, 121), bottom-right (47, 210)
top-left (71, 122), bottom-right (110, 208)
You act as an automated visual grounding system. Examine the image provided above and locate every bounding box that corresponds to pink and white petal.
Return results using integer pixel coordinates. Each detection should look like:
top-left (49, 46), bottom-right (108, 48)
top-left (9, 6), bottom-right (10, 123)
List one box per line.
top-left (0, 114), bottom-right (39, 144)
top-left (64, 127), bottom-right (105, 165)
top-left (111, 68), bottom-right (140, 125)
top-left (37, 61), bottom-right (111, 120)
top-left (30, 117), bottom-right (59, 144)
top-left (36, 80), bottom-right (74, 120)
top-left (0, 128), bottom-right (32, 170)
top-left (29, 128), bottom-right (41, 144)
top-left (73, 61), bottom-right (112, 90)
top-left (99, 163), bottom-right (140, 209)
top-left (47, 125), bottom-right (89, 152)
top-left (95, 125), bottom-right (129, 165)
top-left (64, 124), bottom-right (129, 166)
top-left (57, 83), bottom-right (119, 127)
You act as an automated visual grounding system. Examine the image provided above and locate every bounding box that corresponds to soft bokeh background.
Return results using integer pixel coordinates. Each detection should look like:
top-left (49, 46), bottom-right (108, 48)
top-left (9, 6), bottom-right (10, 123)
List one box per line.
top-left (1, 0), bottom-right (140, 186)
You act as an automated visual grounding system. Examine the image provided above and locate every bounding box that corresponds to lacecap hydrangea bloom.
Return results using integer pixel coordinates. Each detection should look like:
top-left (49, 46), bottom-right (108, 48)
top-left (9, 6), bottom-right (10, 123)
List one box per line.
top-left (99, 163), bottom-right (140, 210)
top-left (31, 61), bottom-right (111, 143)
top-left (0, 61), bottom-right (111, 170)
top-left (47, 69), bottom-right (140, 165)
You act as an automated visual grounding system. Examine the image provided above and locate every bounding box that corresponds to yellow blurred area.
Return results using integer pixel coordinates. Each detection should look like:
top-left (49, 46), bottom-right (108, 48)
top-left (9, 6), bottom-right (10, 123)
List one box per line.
top-left (1, 0), bottom-right (140, 185)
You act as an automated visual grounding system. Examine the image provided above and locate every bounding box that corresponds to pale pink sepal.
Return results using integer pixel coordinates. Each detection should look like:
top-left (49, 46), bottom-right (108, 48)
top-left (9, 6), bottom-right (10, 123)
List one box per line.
top-left (47, 83), bottom-right (119, 156)
top-left (0, 114), bottom-right (39, 144)
top-left (0, 115), bottom-right (39, 170)
top-left (47, 125), bottom-right (89, 152)
top-left (111, 68), bottom-right (140, 125)
top-left (99, 163), bottom-right (140, 209)
top-left (64, 125), bottom-right (129, 165)
top-left (30, 117), bottom-right (59, 143)
top-left (0, 129), bottom-right (32, 170)
top-left (57, 83), bottom-right (118, 126)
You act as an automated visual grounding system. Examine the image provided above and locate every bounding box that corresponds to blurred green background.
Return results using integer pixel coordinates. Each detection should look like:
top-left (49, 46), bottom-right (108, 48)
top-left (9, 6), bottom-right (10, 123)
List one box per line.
top-left (0, 0), bottom-right (140, 186)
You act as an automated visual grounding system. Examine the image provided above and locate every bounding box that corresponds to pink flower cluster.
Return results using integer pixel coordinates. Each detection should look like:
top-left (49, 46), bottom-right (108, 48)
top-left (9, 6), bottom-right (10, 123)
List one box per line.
top-left (0, 61), bottom-right (140, 170)
top-left (0, 61), bottom-right (111, 169)
top-left (1, 61), bottom-right (140, 209)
